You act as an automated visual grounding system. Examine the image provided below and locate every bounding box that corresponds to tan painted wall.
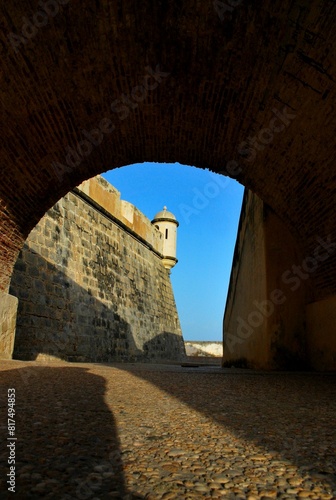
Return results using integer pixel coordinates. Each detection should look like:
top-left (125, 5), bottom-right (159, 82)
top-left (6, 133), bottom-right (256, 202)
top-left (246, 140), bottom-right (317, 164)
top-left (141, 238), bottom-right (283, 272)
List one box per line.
top-left (306, 296), bottom-right (336, 371)
top-left (223, 191), bottom-right (270, 368)
top-left (263, 205), bottom-right (309, 369)
top-left (223, 190), bottom-right (309, 370)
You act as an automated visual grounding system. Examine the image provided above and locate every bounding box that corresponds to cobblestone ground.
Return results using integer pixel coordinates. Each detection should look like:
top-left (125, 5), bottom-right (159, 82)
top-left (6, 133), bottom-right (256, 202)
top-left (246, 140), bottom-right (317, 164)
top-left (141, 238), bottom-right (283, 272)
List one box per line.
top-left (0, 360), bottom-right (335, 499)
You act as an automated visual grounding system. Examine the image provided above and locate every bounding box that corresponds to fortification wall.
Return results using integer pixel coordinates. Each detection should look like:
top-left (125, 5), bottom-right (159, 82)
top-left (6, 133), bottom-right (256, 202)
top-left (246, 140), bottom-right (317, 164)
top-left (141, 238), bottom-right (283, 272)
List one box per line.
top-left (223, 190), bottom-right (309, 370)
top-left (78, 176), bottom-right (164, 255)
top-left (185, 341), bottom-right (222, 357)
top-left (9, 176), bottom-right (186, 363)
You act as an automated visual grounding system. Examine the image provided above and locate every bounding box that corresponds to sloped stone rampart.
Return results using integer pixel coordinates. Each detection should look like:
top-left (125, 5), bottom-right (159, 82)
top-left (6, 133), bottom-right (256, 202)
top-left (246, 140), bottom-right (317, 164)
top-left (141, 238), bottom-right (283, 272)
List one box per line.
top-left (9, 177), bottom-right (185, 363)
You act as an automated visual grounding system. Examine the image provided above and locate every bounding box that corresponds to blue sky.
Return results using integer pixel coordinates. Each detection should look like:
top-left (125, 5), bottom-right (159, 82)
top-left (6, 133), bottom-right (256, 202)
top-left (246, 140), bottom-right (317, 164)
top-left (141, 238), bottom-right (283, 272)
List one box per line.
top-left (102, 163), bottom-right (244, 342)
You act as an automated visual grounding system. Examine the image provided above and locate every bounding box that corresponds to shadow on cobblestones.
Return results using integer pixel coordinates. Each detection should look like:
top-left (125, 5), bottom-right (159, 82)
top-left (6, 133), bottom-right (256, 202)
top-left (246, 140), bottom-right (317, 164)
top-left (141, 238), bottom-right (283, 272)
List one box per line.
top-left (117, 363), bottom-right (336, 492)
top-left (0, 364), bottom-right (126, 499)
top-left (1, 361), bottom-right (335, 498)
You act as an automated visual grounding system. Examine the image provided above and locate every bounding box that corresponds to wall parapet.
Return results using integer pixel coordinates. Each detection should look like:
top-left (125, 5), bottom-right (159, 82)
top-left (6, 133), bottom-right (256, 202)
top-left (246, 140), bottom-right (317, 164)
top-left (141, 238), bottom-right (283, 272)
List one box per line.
top-left (77, 176), bottom-right (164, 256)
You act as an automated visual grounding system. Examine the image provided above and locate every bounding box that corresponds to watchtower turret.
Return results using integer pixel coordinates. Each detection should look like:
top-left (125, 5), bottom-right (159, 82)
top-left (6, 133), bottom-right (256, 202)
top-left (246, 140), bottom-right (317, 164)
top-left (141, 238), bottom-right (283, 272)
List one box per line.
top-left (152, 206), bottom-right (179, 272)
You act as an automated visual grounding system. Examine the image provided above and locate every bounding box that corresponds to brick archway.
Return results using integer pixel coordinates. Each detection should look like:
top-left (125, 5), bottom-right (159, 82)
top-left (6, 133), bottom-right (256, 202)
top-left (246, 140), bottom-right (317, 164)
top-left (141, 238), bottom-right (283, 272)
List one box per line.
top-left (1, 1), bottom-right (336, 367)
top-left (0, 0), bottom-right (335, 294)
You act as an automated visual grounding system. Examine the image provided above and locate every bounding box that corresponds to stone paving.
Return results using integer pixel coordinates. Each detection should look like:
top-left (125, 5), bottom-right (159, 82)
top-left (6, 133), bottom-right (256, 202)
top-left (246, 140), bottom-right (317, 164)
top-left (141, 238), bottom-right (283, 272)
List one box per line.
top-left (0, 359), bottom-right (335, 499)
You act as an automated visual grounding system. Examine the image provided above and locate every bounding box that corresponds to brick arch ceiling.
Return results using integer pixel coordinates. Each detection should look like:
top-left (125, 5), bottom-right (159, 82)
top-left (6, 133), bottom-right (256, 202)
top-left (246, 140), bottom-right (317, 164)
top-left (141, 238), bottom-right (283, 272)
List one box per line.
top-left (0, 1), bottom-right (335, 297)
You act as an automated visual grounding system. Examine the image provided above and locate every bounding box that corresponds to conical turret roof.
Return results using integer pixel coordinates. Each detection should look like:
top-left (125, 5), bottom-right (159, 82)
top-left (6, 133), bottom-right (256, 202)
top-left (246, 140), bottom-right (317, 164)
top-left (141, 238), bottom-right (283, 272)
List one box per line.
top-left (152, 206), bottom-right (179, 225)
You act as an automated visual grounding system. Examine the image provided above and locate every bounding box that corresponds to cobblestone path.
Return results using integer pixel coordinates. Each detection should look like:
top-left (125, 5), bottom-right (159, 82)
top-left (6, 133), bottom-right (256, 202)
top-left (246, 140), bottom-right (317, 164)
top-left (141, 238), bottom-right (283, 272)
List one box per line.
top-left (0, 360), bottom-right (335, 499)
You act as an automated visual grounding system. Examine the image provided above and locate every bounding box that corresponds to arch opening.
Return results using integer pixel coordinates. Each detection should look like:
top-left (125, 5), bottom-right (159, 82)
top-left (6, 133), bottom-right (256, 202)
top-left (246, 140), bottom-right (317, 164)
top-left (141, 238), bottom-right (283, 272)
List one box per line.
top-left (8, 162), bottom-right (245, 364)
top-left (3, 158), bottom-right (336, 371)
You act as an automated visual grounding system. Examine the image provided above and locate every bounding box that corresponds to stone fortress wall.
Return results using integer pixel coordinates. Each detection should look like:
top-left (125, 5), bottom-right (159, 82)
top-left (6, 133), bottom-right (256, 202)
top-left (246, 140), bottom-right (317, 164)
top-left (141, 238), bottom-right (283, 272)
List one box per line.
top-left (9, 176), bottom-right (186, 363)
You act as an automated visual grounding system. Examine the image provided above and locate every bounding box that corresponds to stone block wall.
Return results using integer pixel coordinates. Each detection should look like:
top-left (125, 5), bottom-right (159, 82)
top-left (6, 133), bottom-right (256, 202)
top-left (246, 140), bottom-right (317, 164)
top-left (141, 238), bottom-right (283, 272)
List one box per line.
top-left (9, 176), bottom-right (186, 363)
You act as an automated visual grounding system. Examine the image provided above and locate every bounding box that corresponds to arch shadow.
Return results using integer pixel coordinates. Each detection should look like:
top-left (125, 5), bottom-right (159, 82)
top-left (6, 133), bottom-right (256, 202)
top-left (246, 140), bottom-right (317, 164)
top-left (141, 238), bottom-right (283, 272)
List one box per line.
top-left (114, 362), bottom-right (336, 493)
top-left (0, 365), bottom-right (127, 498)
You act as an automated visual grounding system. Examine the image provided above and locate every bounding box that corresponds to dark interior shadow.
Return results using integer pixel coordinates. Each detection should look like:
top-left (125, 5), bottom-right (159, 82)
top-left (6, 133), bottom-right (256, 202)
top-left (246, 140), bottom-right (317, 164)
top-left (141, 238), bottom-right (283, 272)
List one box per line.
top-left (114, 363), bottom-right (336, 492)
top-left (0, 365), bottom-right (127, 499)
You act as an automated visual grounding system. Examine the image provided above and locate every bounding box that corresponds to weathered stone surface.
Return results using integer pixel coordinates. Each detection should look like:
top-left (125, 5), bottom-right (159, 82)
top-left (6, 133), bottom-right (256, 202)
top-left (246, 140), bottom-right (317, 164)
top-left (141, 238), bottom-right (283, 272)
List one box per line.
top-left (0, 292), bottom-right (18, 358)
top-left (9, 177), bottom-right (185, 363)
